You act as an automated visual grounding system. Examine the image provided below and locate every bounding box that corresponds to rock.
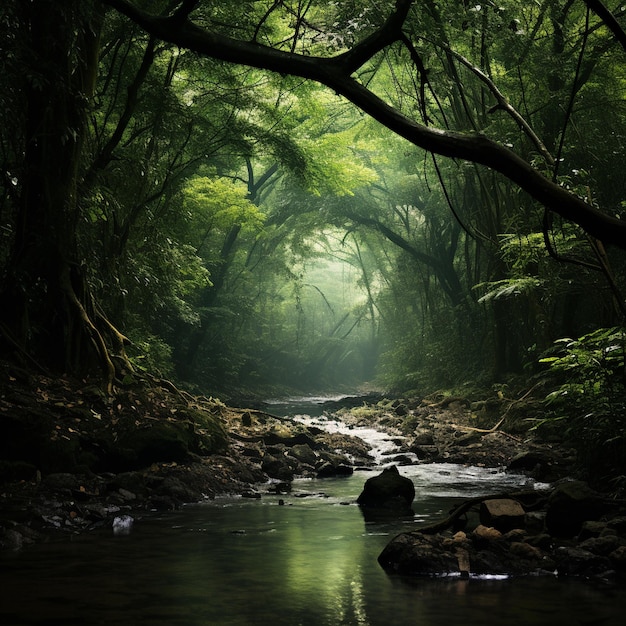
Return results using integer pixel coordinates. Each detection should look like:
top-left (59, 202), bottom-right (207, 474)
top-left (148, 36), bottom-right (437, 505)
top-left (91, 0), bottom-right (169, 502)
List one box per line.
top-left (503, 528), bottom-right (527, 542)
top-left (319, 393), bottom-right (384, 412)
top-left (455, 547), bottom-right (471, 576)
top-left (409, 444), bottom-right (439, 461)
top-left (261, 454), bottom-right (297, 481)
top-left (479, 498), bottom-right (526, 532)
top-left (554, 546), bottom-right (613, 578)
top-left (264, 431), bottom-right (319, 449)
top-left (0, 527), bottom-right (23, 550)
top-left (388, 454), bottom-right (414, 465)
top-left (239, 444), bottom-right (263, 461)
top-left (41, 472), bottom-right (82, 493)
top-left (525, 533), bottom-right (553, 551)
top-left (472, 524), bottom-right (503, 542)
top-left (155, 476), bottom-right (202, 503)
top-left (288, 443), bottom-right (318, 466)
top-left (117, 487), bottom-right (136, 501)
top-left (378, 532), bottom-right (459, 576)
top-left (578, 535), bottom-right (623, 557)
top-left (114, 422), bottom-right (193, 469)
top-left (83, 502), bottom-right (119, 521)
top-left (379, 525), bottom-right (559, 578)
top-left (443, 530), bottom-right (471, 549)
top-left (315, 434), bottom-right (373, 465)
top-left (469, 549), bottom-right (511, 575)
top-left (356, 465), bottom-right (415, 512)
top-left (507, 450), bottom-right (550, 471)
top-left (524, 511), bottom-right (546, 535)
top-left (506, 450), bottom-right (561, 481)
top-left (108, 472), bottom-right (148, 498)
top-left (316, 462), bottom-right (353, 478)
top-left (509, 541), bottom-right (543, 560)
top-left (607, 516), bottom-right (626, 534)
top-left (578, 520), bottom-right (607, 540)
top-left (266, 481), bottom-right (291, 494)
top-left (148, 495), bottom-right (177, 510)
top-left (412, 431), bottom-right (435, 446)
top-left (454, 431), bottom-right (482, 446)
top-left (608, 545), bottom-right (626, 570)
top-left (112, 514), bottom-right (134, 535)
top-left (545, 481), bottom-right (605, 537)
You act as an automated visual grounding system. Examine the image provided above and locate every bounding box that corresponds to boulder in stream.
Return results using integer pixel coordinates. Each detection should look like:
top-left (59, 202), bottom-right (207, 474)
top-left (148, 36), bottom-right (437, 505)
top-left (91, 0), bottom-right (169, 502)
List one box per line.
top-left (357, 465), bottom-right (415, 516)
top-left (545, 481), bottom-right (606, 537)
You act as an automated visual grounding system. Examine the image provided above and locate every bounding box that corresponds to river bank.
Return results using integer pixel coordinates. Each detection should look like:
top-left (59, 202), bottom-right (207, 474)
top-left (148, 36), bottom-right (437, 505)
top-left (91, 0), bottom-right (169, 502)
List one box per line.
top-left (2, 366), bottom-right (626, 581)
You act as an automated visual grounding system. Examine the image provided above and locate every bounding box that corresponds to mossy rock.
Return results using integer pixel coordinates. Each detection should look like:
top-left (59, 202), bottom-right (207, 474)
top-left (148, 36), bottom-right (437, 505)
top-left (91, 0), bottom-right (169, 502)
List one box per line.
top-left (400, 414), bottom-right (421, 434)
top-left (176, 407), bottom-right (228, 455)
top-left (94, 408), bottom-right (228, 471)
top-left (112, 421), bottom-right (195, 469)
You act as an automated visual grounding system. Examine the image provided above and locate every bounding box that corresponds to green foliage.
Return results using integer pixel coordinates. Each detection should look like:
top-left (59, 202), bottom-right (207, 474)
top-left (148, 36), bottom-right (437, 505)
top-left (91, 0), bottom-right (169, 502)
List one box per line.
top-left (540, 328), bottom-right (626, 408)
top-left (182, 176), bottom-right (264, 239)
top-left (3, 0), bottom-right (626, 424)
top-left (537, 328), bottom-right (626, 483)
top-left (300, 130), bottom-right (378, 196)
top-left (125, 240), bottom-right (210, 327)
top-left (126, 332), bottom-right (175, 378)
top-left (476, 277), bottom-right (543, 303)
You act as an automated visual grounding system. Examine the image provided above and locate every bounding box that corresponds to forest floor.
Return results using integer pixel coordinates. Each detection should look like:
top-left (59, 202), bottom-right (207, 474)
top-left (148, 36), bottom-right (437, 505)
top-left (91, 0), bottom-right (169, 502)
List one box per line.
top-left (0, 360), bottom-right (604, 558)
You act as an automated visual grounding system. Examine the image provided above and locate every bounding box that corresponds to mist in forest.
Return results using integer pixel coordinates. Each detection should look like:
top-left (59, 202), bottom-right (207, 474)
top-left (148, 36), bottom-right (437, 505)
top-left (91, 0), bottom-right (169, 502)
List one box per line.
top-left (1, 0), bottom-right (625, 404)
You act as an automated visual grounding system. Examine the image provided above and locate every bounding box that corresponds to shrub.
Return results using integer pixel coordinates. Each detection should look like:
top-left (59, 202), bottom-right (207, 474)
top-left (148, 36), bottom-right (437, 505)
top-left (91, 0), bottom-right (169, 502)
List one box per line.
top-left (536, 327), bottom-right (626, 488)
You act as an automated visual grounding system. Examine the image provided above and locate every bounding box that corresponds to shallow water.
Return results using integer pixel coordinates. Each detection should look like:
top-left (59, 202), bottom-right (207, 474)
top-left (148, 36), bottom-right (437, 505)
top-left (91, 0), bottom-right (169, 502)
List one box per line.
top-left (1, 469), bottom-right (624, 625)
top-left (1, 398), bottom-right (625, 625)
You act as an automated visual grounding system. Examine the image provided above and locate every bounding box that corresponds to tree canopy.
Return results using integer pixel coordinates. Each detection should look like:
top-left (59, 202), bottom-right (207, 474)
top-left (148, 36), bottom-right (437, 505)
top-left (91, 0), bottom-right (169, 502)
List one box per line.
top-left (102, 0), bottom-right (626, 246)
top-left (1, 0), bottom-right (626, 410)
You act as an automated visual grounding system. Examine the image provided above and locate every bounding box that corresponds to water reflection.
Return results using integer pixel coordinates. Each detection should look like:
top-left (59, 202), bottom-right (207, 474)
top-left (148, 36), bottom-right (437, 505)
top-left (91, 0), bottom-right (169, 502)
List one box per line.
top-left (2, 468), bottom-right (625, 625)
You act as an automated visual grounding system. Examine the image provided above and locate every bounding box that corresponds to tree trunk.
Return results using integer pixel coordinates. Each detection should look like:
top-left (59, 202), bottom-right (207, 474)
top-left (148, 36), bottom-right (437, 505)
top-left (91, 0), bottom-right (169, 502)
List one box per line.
top-left (0, 1), bottom-right (116, 387)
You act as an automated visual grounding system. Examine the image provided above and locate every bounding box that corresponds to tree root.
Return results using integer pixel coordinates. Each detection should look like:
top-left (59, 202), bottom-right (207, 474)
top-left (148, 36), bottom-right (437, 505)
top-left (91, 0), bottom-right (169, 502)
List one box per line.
top-left (414, 490), bottom-right (547, 535)
top-left (60, 264), bottom-right (115, 394)
top-left (95, 302), bottom-right (134, 375)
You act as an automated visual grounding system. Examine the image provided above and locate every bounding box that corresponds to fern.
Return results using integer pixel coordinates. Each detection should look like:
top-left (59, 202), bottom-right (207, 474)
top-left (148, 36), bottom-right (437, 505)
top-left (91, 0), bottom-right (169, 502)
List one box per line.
top-left (475, 277), bottom-right (543, 303)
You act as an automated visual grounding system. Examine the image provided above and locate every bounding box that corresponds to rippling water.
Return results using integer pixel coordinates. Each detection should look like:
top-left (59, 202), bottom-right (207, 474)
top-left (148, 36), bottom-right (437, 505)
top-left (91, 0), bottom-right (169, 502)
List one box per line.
top-left (1, 398), bottom-right (625, 625)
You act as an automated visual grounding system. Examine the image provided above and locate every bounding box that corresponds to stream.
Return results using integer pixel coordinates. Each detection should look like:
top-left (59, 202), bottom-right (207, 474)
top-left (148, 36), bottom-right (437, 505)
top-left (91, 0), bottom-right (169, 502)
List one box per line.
top-left (1, 397), bottom-right (625, 625)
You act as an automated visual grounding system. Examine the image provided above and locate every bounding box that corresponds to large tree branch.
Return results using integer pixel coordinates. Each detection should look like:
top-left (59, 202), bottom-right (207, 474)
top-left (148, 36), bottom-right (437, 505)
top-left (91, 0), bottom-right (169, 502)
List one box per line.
top-left (583, 0), bottom-right (626, 53)
top-left (332, 0), bottom-right (413, 74)
top-left (344, 211), bottom-right (465, 305)
top-left (85, 36), bottom-right (156, 185)
top-left (101, 0), bottom-right (626, 248)
top-left (430, 41), bottom-right (555, 166)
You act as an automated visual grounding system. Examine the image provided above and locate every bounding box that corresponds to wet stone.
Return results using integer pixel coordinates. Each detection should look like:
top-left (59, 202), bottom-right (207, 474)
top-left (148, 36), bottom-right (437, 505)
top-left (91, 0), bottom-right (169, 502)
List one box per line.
top-left (479, 498), bottom-right (526, 532)
top-left (357, 465), bottom-right (414, 512)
